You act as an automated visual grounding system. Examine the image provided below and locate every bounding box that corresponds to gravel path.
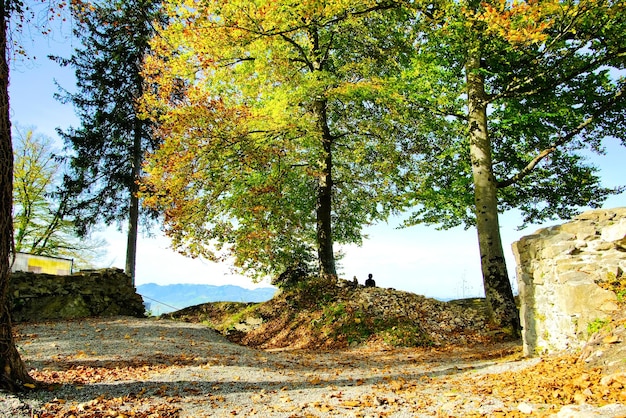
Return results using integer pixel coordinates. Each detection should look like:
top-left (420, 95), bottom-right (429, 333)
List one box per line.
top-left (0, 316), bottom-right (585, 417)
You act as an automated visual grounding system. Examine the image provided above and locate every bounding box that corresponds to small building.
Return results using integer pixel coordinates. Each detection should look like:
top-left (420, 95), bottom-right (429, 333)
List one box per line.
top-left (11, 252), bottom-right (73, 275)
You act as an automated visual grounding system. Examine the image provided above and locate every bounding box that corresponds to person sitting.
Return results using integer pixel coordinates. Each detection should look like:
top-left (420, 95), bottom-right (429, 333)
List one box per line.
top-left (365, 273), bottom-right (376, 287)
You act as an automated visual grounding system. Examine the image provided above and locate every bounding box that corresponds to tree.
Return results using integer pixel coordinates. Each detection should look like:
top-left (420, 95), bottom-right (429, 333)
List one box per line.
top-left (403, 0), bottom-right (626, 333)
top-left (0, 0), bottom-right (37, 392)
top-left (141, 0), bottom-right (420, 281)
top-left (12, 125), bottom-right (105, 268)
top-left (54, 0), bottom-right (162, 283)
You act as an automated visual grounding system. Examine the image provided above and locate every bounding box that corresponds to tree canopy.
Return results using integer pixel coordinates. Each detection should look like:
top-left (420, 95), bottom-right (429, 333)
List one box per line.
top-left (12, 126), bottom-right (105, 268)
top-left (399, 0), bottom-right (625, 331)
top-left (141, 0), bottom-right (425, 280)
top-left (140, 0), bottom-right (625, 330)
top-left (404, 0), bottom-right (626, 229)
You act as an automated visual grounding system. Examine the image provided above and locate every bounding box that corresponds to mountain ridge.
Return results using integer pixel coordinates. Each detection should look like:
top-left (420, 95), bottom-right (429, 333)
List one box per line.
top-left (137, 283), bottom-right (276, 314)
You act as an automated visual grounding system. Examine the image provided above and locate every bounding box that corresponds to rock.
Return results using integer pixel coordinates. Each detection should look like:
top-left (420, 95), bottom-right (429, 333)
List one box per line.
top-left (552, 403), bottom-right (626, 417)
top-left (518, 402), bottom-right (534, 414)
top-left (513, 207), bottom-right (626, 356)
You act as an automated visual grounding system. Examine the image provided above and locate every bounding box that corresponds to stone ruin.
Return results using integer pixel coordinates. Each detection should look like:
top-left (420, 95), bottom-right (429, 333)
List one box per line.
top-left (9, 268), bottom-right (146, 322)
top-left (513, 207), bottom-right (626, 356)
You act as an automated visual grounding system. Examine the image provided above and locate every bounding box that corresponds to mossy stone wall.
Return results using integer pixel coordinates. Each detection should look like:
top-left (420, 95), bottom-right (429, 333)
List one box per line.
top-left (9, 268), bottom-right (145, 322)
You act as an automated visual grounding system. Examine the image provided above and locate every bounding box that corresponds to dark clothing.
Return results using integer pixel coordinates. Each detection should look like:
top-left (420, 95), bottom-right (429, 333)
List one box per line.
top-left (365, 278), bottom-right (376, 287)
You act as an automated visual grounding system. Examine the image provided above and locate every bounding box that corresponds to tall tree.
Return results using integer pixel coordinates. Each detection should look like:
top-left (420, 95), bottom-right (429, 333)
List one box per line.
top-left (404, 0), bottom-right (626, 333)
top-left (141, 0), bottom-right (420, 281)
top-left (54, 0), bottom-right (162, 283)
top-left (12, 126), bottom-right (105, 268)
top-left (0, 0), bottom-right (37, 392)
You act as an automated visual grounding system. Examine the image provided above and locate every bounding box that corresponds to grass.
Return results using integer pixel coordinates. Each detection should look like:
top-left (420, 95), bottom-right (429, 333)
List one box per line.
top-left (587, 318), bottom-right (610, 337)
top-left (167, 275), bottom-right (435, 349)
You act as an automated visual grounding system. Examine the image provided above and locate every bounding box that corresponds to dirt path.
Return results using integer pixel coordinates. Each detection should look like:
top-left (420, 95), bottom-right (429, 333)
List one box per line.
top-left (1, 317), bottom-right (623, 417)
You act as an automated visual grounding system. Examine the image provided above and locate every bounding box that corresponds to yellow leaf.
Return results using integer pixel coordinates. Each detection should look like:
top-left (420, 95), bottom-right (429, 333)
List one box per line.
top-left (308, 376), bottom-right (322, 385)
top-left (603, 334), bottom-right (620, 344)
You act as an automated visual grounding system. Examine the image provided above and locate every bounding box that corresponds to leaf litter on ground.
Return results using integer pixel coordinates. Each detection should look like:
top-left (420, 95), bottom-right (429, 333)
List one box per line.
top-left (4, 311), bottom-right (625, 417)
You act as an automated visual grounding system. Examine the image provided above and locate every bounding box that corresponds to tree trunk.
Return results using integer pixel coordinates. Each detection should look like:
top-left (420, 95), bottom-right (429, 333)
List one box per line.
top-left (125, 117), bottom-right (142, 284)
top-left (0, 0), bottom-right (36, 391)
top-left (307, 24), bottom-right (337, 282)
top-left (314, 99), bottom-right (337, 281)
top-left (466, 49), bottom-right (521, 336)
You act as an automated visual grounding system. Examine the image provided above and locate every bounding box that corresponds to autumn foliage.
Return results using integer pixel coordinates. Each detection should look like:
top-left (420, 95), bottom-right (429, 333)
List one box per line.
top-left (140, 0), bottom-right (419, 279)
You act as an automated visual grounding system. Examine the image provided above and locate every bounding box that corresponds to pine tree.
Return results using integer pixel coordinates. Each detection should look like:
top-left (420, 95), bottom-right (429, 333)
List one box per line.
top-left (54, 0), bottom-right (162, 283)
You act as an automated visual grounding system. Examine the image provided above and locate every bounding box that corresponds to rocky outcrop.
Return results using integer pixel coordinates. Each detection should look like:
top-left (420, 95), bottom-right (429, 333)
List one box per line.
top-left (513, 208), bottom-right (626, 356)
top-left (10, 268), bottom-right (146, 322)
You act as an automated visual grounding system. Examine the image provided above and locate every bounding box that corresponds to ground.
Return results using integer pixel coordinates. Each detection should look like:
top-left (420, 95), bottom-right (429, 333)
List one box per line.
top-left (2, 277), bottom-right (625, 417)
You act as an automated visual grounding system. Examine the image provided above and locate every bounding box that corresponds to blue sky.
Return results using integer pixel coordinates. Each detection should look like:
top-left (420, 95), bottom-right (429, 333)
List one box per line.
top-left (8, 26), bottom-right (626, 300)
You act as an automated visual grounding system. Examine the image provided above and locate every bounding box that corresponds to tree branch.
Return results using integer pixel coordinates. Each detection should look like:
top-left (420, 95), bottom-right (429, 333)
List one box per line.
top-left (496, 85), bottom-right (625, 188)
top-left (491, 46), bottom-right (626, 102)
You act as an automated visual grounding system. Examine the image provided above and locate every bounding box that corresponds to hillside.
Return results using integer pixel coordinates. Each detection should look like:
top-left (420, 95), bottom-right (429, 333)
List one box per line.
top-left (137, 283), bottom-right (277, 314)
top-left (164, 276), bottom-right (511, 350)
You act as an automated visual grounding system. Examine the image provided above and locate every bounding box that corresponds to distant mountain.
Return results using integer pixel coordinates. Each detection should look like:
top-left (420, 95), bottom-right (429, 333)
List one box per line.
top-left (137, 283), bottom-right (277, 315)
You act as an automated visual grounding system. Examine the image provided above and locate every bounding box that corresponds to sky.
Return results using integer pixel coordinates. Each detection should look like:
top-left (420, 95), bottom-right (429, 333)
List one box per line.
top-left (7, 21), bottom-right (626, 300)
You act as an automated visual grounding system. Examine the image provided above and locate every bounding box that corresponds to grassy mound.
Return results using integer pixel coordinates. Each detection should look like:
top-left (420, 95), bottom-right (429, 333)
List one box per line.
top-left (164, 276), bottom-right (503, 350)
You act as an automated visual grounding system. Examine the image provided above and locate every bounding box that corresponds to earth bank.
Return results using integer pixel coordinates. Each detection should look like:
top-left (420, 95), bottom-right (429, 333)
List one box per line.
top-left (163, 276), bottom-right (508, 350)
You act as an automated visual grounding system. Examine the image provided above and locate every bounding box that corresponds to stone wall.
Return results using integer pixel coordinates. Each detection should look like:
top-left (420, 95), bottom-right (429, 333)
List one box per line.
top-left (512, 208), bottom-right (626, 356)
top-left (9, 268), bottom-right (146, 322)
